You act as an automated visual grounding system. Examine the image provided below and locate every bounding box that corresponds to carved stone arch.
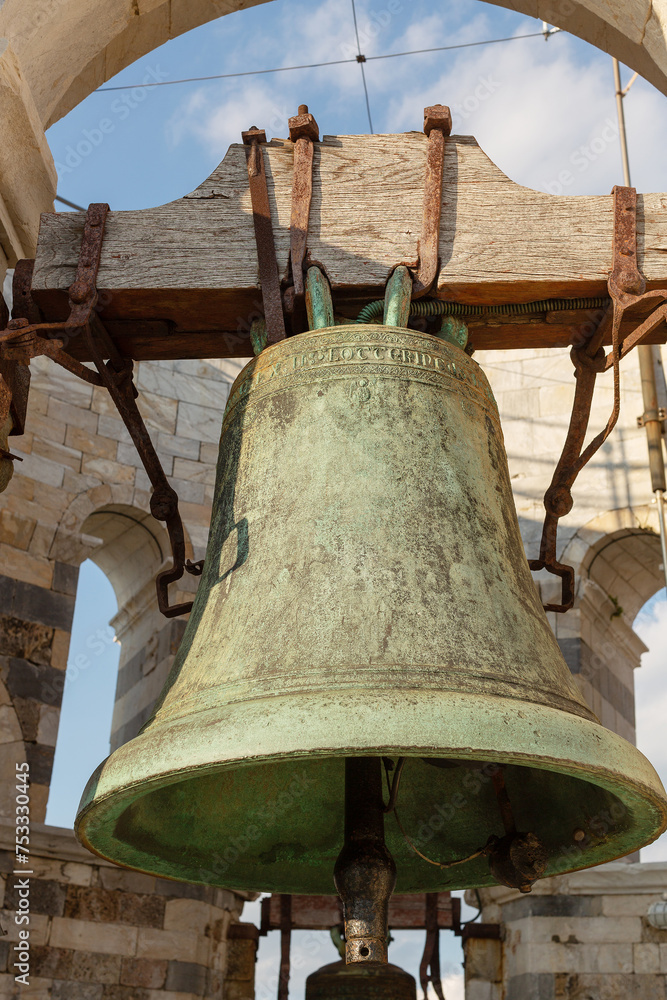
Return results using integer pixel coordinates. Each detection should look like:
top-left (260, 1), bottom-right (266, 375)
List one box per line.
top-left (2, 0), bottom-right (667, 267)
top-left (51, 493), bottom-right (194, 754)
top-left (1, 0), bottom-right (270, 129)
top-left (554, 504), bottom-right (664, 745)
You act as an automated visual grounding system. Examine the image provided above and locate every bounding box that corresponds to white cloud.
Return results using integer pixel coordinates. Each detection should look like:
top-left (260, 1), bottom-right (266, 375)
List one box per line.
top-left (166, 81), bottom-right (301, 154)
top-left (442, 973), bottom-right (465, 1000)
top-left (385, 29), bottom-right (667, 194)
top-left (165, 0), bottom-right (667, 204)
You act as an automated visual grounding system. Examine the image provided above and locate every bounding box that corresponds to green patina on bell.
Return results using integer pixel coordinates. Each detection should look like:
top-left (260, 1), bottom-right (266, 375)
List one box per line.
top-left (75, 320), bottom-right (667, 893)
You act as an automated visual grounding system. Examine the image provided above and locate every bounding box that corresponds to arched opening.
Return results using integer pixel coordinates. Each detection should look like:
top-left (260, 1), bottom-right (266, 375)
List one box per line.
top-left (46, 559), bottom-right (119, 828)
top-left (46, 502), bottom-right (180, 828)
top-left (634, 586), bottom-right (667, 861)
top-left (569, 526), bottom-right (665, 748)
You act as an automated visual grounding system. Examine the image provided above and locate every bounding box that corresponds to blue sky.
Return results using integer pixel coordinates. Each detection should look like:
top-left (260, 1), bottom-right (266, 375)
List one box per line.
top-left (41, 2), bottom-right (667, 997)
top-left (48, 0), bottom-right (667, 211)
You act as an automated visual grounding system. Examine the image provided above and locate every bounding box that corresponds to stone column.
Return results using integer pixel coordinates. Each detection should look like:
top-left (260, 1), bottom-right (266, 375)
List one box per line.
top-left (465, 863), bottom-right (667, 999)
top-left (0, 561), bottom-right (77, 821)
top-left (0, 818), bottom-right (254, 998)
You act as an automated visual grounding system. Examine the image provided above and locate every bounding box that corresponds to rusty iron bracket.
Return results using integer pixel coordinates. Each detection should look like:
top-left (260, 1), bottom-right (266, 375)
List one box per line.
top-left (419, 893), bottom-right (445, 1000)
top-left (530, 186), bottom-right (667, 612)
top-left (82, 314), bottom-right (203, 617)
top-left (285, 105), bottom-right (319, 335)
top-left (412, 105), bottom-right (452, 299)
top-left (242, 127), bottom-right (287, 345)
top-left (0, 209), bottom-right (111, 486)
top-left (0, 206), bottom-right (202, 616)
top-left (0, 205), bottom-right (110, 388)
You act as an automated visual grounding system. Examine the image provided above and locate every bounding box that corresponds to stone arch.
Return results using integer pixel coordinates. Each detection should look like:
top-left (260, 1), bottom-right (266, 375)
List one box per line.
top-left (81, 502), bottom-right (167, 608)
top-left (3, 0), bottom-right (667, 267)
top-left (52, 494), bottom-right (194, 751)
top-left (553, 505), bottom-right (665, 745)
top-left (2, 0), bottom-right (270, 129)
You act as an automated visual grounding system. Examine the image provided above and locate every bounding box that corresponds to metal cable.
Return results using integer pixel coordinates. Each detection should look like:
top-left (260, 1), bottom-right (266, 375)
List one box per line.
top-left (355, 295), bottom-right (610, 324)
top-left (94, 31), bottom-right (559, 92)
top-left (350, 0), bottom-right (374, 134)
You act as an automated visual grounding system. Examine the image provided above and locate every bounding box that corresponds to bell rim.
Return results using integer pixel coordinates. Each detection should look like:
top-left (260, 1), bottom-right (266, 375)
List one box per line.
top-left (76, 687), bottom-right (667, 889)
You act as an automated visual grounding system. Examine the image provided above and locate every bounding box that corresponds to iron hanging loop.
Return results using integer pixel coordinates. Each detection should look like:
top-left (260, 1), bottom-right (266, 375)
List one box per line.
top-left (530, 185), bottom-right (667, 612)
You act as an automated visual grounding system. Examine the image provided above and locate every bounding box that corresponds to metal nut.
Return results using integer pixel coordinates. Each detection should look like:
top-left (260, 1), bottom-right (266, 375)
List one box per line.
top-left (423, 104), bottom-right (452, 136)
top-left (288, 111), bottom-right (319, 143)
top-left (242, 127), bottom-right (267, 146)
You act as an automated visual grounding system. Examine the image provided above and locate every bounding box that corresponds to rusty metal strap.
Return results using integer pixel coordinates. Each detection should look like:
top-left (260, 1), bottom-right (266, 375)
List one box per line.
top-left (0, 204), bottom-right (109, 359)
top-left (419, 893), bottom-right (445, 1000)
top-left (82, 315), bottom-right (202, 617)
top-left (412, 105), bottom-right (452, 299)
top-left (530, 185), bottom-right (667, 612)
top-left (243, 128), bottom-right (286, 345)
top-left (286, 107), bottom-right (319, 335)
top-left (278, 894), bottom-right (292, 1000)
top-left (0, 206), bottom-right (201, 616)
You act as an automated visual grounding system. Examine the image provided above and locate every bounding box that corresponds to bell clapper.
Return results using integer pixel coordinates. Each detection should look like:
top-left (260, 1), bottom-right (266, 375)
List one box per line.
top-left (487, 765), bottom-right (549, 894)
top-left (334, 757), bottom-right (397, 964)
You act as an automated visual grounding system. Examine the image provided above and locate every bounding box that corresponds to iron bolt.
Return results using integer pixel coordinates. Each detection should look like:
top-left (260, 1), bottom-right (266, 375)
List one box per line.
top-left (289, 109), bottom-right (319, 143)
top-left (423, 104), bottom-right (452, 136)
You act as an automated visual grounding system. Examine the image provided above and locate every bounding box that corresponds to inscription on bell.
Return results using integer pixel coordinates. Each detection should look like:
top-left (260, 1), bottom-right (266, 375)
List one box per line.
top-left (254, 343), bottom-right (478, 386)
top-left (225, 327), bottom-right (499, 426)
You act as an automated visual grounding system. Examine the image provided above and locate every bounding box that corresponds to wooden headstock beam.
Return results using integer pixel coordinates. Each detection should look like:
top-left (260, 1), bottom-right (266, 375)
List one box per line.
top-left (30, 132), bottom-right (667, 359)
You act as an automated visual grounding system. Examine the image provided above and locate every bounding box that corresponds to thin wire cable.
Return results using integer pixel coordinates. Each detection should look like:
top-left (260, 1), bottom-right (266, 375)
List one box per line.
top-left (55, 195), bottom-right (86, 211)
top-left (93, 30), bottom-right (559, 92)
top-left (96, 58), bottom-right (355, 91)
top-left (393, 806), bottom-right (490, 869)
top-left (363, 29), bottom-right (555, 63)
top-left (350, 0), bottom-right (374, 133)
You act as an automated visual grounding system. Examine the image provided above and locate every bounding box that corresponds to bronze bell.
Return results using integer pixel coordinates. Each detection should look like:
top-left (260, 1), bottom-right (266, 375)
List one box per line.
top-left (76, 323), bottom-right (667, 905)
top-left (306, 960), bottom-right (416, 1000)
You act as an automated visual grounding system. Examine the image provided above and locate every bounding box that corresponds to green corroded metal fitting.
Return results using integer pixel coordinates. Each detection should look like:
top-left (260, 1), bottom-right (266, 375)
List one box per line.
top-left (306, 267), bottom-right (335, 330)
top-left (383, 266), bottom-right (412, 328)
top-left (437, 315), bottom-right (468, 350)
top-left (250, 317), bottom-right (268, 356)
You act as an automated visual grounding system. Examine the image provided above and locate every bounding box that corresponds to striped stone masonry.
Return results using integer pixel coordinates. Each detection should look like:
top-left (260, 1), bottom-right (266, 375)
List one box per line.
top-left (110, 617), bottom-right (186, 751)
top-left (0, 571), bottom-right (77, 822)
top-left (465, 862), bottom-right (667, 999)
top-left (0, 821), bottom-right (255, 1000)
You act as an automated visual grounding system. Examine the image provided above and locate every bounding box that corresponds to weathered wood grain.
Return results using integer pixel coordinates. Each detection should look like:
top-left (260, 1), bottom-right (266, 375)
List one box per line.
top-left (31, 132), bottom-right (667, 358)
